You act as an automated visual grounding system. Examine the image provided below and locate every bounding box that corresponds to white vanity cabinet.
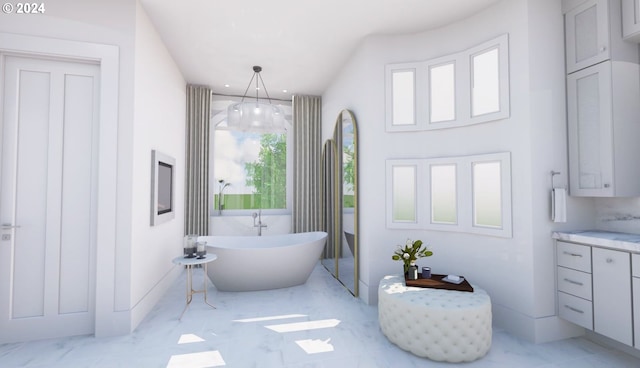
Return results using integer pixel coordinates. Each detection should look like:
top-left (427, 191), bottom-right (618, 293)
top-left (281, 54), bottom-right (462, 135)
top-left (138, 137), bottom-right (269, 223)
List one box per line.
top-left (554, 231), bottom-right (640, 349)
top-left (633, 254), bottom-right (640, 350)
top-left (592, 247), bottom-right (633, 345)
top-left (622, 0), bottom-right (640, 42)
top-left (556, 241), bottom-right (593, 329)
top-left (566, 61), bottom-right (640, 197)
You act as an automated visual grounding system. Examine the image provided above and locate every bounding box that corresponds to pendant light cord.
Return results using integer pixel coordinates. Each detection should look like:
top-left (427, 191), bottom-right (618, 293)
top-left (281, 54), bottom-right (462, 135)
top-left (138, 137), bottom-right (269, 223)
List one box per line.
top-left (256, 73), bottom-right (274, 104)
top-left (239, 73), bottom-right (256, 103)
top-left (238, 66), bottom-right (274, 104)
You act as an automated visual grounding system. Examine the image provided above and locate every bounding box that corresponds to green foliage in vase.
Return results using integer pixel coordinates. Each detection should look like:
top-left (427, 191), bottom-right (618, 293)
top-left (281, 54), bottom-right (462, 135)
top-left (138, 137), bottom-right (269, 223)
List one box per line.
top-left (392, 239), bottom-right (433, 273)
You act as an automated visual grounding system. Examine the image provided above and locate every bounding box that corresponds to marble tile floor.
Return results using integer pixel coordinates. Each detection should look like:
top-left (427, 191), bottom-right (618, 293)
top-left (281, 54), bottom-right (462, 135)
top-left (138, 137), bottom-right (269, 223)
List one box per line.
top-left (2, 264), bottom-right (640, 368)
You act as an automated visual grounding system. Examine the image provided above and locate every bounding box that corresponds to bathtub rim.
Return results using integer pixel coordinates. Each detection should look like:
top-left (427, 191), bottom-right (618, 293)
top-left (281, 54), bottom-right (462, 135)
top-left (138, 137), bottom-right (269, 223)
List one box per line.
top-left (199, 231), bottom-right (327, 250)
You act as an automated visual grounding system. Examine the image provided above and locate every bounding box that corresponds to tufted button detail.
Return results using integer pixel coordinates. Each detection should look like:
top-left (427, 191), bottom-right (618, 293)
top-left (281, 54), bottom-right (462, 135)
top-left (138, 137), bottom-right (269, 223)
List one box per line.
top-left (378, 274), bottom-right (492, 363)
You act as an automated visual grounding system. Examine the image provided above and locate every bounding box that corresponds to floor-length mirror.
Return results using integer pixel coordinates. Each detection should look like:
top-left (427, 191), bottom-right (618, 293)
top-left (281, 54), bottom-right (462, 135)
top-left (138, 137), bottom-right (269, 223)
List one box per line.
top-left (321, 139), bottom-right (337, 276)
top-left (335, 110), bottom-right (358, 296)
top-left (321, 109), bottom-right (358, 296)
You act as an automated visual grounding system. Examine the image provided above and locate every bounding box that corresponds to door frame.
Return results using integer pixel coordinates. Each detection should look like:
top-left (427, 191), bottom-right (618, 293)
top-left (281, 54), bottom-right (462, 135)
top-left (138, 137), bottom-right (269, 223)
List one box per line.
top-left (0, 33), bottom-right (119, 339)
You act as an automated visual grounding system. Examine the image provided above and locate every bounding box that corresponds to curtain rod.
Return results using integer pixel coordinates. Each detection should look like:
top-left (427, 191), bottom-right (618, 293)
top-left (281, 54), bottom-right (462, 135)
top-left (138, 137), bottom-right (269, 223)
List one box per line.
top-left (211, 91), bottom-right (292, 103)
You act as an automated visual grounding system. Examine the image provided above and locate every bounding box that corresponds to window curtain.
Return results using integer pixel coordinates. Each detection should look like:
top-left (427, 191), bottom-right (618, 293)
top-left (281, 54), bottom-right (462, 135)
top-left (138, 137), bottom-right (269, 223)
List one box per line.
top-left (185, 85), bottom-right (211, 235)
top-left (292, 95), bottom-right (322, 233)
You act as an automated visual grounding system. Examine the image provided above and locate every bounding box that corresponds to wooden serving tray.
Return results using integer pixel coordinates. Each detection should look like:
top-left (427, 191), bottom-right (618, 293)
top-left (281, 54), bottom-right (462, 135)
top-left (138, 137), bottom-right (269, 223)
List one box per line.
top-left (405, 273), bottom-right (474, 292)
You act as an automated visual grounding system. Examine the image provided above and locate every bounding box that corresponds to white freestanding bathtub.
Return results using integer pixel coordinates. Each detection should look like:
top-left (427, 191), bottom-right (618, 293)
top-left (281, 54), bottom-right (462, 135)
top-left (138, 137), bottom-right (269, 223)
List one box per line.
top-left (199, 231), bottom-right (327, 292)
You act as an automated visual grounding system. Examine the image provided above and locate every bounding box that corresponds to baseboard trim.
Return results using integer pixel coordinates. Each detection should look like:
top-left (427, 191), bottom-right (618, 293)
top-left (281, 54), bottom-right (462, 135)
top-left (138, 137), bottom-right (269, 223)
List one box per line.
top-left (130, 265), bottom-right (182, 332)
top-left (585, 330), bottom-right (640, 359)
top-left (492, 304), bottom-right (584, 343)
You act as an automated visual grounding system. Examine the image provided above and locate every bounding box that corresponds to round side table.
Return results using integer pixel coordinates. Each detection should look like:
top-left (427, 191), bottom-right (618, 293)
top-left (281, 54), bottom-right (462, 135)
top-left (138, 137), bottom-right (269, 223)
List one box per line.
top-left (172, 254), bottom-right (217, 320)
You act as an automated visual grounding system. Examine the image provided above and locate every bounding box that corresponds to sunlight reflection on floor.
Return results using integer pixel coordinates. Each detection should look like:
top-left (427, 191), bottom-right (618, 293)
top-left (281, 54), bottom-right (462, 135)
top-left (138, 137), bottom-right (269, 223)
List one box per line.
top-left (295, 338), bottom-right (335, 354)
top-left (264, 319), bottom-right (341, 333)
top-left (232, 314), bottom-right (307, 323)
top-left (166, 351), bottom-right (226, 368)
top-left (178, 334), bottom-right (206, 344)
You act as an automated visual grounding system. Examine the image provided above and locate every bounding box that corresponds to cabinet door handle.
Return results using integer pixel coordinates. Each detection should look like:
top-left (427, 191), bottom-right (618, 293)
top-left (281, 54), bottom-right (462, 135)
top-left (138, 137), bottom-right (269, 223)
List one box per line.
top-left (606, 258), bottom-right (613, 264)
top-left (563, 278), bottom-right (583, 286)
top-left (600, 46), bottom-right (606, 52)
top-left (564, 305), bottom-right (584, 314)
top-left (563, 251), bottom-right (583, 257)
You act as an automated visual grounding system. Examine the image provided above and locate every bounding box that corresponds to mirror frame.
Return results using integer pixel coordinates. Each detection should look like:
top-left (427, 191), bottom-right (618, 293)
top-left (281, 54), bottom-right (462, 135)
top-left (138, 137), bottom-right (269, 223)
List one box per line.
top-left (321, 139), bottom-right (338, 276)
top-left (324, 109), bottom-right (359, 296)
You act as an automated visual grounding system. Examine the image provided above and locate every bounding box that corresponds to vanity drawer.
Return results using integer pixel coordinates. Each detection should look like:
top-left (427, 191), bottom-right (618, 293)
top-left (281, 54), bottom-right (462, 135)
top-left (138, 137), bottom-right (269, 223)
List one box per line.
top-left (557, 266), bottom-right (592, 300)
top-left (633, 254), bottom-right (640, 278)
top-left (558, 291), bottom-right (593, 330)
top-left (557, 241), bottom-right (591, 272)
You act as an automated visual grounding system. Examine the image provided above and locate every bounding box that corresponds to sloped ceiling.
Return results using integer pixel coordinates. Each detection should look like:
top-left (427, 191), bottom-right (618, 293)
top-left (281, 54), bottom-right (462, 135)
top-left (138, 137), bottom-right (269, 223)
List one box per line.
top-left (140, 0), bottom-right (500, 100)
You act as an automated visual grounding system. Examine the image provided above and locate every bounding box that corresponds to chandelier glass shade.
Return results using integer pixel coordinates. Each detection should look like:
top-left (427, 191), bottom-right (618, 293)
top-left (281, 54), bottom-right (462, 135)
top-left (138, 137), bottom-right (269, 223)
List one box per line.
top-left (226, 66), bottom-right (286, 133)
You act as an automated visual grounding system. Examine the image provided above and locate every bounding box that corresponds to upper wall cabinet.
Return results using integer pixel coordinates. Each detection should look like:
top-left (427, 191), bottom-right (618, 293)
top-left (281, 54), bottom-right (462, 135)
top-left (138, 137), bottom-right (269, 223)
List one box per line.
top-left (622, 0), bottom-right (640, 41)
top-left (565, 0), bottom-right (610, 73)
top-left (567, 60), bottom-right (640, 197)
top-left (385, 34), bottom-right (509, 132)
top-left (564, 0), bottom-right (640, 197)
top-left (565, 0), bottom-right (639, 73)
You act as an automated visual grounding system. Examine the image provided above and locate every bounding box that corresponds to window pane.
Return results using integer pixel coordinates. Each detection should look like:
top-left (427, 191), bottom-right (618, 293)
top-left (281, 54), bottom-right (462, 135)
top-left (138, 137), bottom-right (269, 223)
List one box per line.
top-left (431, 164), bottom-right (456, 224)
top-left (392, 165), bottom-right (416, 222)
top-left (473, 161), bottom-right (502, 228)
top-left (430, 63), bottom-right (455, 123)
top-left (392, 70), bottom-right (415, 126)
top-left (213, 130), bottom-right (287, 210)
top-left (472, 48), bottom-right (500, 116)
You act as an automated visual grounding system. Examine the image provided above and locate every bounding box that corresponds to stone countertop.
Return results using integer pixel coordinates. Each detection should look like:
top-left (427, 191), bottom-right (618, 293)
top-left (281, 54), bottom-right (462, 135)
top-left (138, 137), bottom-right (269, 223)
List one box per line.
top-left (552, 230), bottom-right (640, 253)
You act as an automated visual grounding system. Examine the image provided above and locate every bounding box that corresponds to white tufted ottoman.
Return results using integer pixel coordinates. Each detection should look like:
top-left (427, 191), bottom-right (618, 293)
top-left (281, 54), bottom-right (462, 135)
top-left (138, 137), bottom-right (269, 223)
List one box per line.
top-left (378, 274), bottom-right (492, 362)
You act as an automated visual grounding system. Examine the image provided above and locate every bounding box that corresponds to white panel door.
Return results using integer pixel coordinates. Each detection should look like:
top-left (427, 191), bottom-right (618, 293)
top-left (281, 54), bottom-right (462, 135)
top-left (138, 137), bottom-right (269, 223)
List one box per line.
top-left (0, 55), bottom-right (99, 343)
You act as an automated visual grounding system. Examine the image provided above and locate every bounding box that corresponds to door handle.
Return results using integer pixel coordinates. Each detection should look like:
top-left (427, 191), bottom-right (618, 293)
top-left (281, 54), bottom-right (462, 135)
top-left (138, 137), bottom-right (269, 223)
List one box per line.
top-left (1, 224), bottom-right (21, 230)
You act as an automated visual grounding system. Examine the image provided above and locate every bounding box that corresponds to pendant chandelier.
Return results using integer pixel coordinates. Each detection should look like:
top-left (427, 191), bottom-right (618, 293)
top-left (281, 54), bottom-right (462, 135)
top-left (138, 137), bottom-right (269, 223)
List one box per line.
top-left (227, 66), bottom-right (286, 133)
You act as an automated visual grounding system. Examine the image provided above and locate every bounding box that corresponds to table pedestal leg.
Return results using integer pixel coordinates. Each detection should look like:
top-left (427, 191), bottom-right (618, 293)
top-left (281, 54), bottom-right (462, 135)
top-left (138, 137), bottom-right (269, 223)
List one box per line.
top-left (203, 263), bottom-right (215, 308)
top-left (178, 265), bottom-right (193, 320)
top-left (178, 263), bottom-right (216, 320)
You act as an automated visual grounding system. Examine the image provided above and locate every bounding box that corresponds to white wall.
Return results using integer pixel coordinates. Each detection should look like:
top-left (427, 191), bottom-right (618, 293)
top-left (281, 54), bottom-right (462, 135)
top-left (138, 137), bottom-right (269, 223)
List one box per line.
top-left (129, 0), bottom-right (186, 330)
top-left (322, 0), bottom-right (596, 343)
top-left (594, 198), bottom-right (640, 234)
